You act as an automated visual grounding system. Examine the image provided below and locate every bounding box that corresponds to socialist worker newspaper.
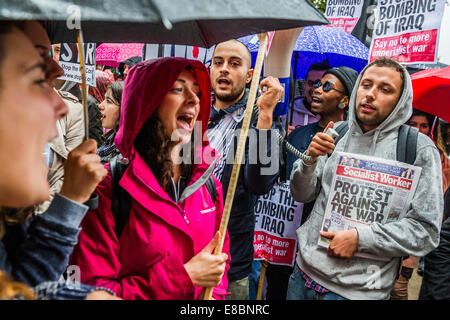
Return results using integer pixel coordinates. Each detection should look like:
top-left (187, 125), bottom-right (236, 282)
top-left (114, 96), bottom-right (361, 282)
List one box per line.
top-left (318, 152), bottom-right (422, 261)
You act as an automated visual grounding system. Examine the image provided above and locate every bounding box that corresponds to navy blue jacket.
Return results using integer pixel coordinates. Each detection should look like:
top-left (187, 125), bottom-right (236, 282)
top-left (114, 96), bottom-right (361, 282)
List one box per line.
top-left (0, 194), bottom-right (112, 299)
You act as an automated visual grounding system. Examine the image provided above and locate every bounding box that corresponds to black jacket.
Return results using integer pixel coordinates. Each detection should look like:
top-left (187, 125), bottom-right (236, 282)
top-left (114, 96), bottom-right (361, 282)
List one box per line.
top-left (419, 188), bottom-right (450, 300)
top-left (208, 90), bottom-right (279, 281)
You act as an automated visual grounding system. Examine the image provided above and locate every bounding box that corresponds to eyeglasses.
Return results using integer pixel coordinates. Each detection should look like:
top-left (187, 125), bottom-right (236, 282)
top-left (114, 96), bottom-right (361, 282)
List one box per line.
top-left (313, 80), bottom-right (345, 94)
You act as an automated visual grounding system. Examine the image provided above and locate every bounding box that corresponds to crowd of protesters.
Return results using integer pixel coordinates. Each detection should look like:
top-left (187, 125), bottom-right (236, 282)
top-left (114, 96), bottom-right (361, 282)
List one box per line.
top-left (0, 20), bottom-right (448, 301)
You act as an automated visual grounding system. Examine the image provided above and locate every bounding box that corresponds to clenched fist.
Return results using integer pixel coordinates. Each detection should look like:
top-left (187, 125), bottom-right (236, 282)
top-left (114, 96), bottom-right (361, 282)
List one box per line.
top-left (59, 139), bottom-right (108, 204)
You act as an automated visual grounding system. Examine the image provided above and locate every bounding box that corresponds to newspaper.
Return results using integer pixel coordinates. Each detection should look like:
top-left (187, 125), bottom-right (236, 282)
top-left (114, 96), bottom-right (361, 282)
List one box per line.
top-left (318, 152), bottom-right (422, 261)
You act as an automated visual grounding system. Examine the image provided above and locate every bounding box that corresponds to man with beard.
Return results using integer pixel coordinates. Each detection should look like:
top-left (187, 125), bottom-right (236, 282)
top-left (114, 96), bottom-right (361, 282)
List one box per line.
top-left (208, 39), bottom-right (283, 299)
top-left (288, 58), bottom-right (443, 300)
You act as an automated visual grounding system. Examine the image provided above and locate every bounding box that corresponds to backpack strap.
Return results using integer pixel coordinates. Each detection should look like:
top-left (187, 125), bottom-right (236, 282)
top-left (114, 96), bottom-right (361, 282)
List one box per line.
top-left (397, 125), bottom-right (418, 165)
top-left (110, 155), bottom-right (131, 239)
top-left (334, 121), bottom-right (349, 146)
top-left (205, 175), bottom-right (217, 204)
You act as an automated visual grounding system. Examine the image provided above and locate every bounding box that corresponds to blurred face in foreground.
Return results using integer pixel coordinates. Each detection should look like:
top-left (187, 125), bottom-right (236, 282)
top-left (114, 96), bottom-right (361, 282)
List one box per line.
top-left (19, 21), bottom-right (64, 84)
top-left (157, 69), bottom-right (201, 145)
top-left (0, 27), bottom-right (67, 207)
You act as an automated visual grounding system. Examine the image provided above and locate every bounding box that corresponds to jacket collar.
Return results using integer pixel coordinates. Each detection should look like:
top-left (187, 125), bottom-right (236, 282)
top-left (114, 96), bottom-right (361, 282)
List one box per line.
top-left (119, 147), bottom-right (218, 237)
top-left (209, 89), bottom-right (249, 125)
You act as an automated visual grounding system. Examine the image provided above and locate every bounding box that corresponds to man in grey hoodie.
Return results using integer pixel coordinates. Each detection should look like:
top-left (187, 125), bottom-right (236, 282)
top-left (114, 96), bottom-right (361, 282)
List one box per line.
top-left (288, 57), bottom-right (443, 300)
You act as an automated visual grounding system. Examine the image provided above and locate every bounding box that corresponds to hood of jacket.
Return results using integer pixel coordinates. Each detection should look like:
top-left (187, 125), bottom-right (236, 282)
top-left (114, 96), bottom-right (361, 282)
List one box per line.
top-left (342, 62), bottom-right (413, 155)
top-left (115, 57), bottom-right (213, 160)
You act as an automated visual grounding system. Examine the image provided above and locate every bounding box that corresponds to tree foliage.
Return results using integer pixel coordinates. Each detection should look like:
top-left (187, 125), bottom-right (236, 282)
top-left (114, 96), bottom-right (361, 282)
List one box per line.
top-left (309, 0), bottom-right (327, 13)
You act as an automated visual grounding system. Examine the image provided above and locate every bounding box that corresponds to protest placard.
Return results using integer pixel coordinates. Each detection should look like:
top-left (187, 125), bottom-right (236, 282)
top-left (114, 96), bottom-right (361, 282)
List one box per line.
top-left (324, 0), bottom-right (365, 33)
top-left (318, 152), bottom-right (422, 261)
top-left (369, 0), bottom-right (446, 64)
top-left (253, 181), bottom-right (302, 266)
top-left (58, 43), bottom-right (96, 87)
top-left (143, 44), bottom-right (215, 67)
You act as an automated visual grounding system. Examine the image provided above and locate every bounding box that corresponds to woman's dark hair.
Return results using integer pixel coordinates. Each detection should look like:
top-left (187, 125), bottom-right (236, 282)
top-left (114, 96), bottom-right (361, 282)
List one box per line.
top-left (109, 81), bottom-right (124, 107)
top-left (408, 108), bottom-right (435, 137)
top-left (106, 81), bottom-right (124, 131)
top-left (134, 113), bottom-right (176, 191)
top-left (134, 113), bottom-right (194, 191)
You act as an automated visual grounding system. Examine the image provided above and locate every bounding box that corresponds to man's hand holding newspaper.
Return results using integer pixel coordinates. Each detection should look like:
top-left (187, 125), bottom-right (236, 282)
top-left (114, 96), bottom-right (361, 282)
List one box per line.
top-left (320, 229), bottom-right (358, 258)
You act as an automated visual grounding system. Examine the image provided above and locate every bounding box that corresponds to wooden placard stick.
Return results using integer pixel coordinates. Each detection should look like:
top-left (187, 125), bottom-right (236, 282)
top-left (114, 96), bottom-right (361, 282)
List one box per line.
top-left (203, 32), bottom-right (268, 300)
top-left (256, 260), bottom-right (268, 300)
top-left (76, 28), bottom-right (89, 140)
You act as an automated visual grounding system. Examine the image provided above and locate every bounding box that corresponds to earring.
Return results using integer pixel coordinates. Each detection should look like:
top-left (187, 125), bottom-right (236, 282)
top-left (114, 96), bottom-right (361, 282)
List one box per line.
top-left (338, 103), bottom-right (346, 109)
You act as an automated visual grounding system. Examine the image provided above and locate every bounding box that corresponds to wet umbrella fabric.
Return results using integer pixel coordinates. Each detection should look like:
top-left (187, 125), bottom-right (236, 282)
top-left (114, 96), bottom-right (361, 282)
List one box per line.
top-left (411, 66), bottom-right (450, 123)
top-left (2, 0), bottom-right (328, 47)
top-left (239, 25), bottom-right (369, 79)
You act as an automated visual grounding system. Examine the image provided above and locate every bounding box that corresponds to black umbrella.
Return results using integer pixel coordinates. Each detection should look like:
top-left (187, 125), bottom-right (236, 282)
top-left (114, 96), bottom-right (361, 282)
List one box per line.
top-left (1, 0), bottom-right (328, 47)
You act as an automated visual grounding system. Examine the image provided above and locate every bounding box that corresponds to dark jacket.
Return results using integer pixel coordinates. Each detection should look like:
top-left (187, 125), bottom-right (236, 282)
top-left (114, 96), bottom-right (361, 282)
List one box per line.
top-left (0, 194), bottom-right (88, 286)
top-left (0, 194), bottom-right (115, 299)
top-left (419, 217), bottom-right (450, 300)
top-left (208, 90), bottom-right (279, 281)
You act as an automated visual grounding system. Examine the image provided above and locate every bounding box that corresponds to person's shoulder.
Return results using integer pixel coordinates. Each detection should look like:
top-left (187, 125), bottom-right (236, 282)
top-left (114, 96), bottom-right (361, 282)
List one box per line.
top-left (290, 122), bottom-right (317, 135)
top-left (58, 90), bottom-right (80, 104)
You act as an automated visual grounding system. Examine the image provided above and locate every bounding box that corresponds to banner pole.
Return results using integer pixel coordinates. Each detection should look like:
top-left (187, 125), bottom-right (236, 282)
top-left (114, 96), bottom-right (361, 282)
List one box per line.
top-left (203, 32), bottom-right (268, 300)
top-left (256, 260), bottom-right (268, 300)
top-left (76, 28), bottom-right (89, 140)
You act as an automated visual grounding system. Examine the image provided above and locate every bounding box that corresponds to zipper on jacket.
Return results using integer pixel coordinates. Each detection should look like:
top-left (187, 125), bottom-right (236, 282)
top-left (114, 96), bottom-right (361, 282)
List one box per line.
top-left (171, 178), bottom-right (189, 224)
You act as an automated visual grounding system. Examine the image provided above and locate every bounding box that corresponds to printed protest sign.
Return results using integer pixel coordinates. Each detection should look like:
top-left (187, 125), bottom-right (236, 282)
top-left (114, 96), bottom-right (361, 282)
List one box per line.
top-left (58, 43), bottom-right (96, 87)
top-left (325, 0), bottom-right (365, 33)
top-left (369, 0), bottom-right (446, 64)
top-left (318, 152), bottom-right (421, 261)
top-left (143, 44), bottom-right (215, 67)
top-left (253, 181), bottom-right (302, 266)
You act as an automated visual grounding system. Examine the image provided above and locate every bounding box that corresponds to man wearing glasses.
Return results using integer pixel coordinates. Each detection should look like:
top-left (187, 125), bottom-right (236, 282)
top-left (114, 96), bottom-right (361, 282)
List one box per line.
top-left (287, 66), bottom-right (358, 176)
top-left (287, 61), bottom-right (330, 133)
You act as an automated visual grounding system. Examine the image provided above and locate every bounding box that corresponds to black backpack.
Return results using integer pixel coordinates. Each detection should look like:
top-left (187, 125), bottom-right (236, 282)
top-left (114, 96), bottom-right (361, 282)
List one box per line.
top-left (333, 121), bottom-right (419, 165)
top-left (110, 155), bottom-right (217, 238)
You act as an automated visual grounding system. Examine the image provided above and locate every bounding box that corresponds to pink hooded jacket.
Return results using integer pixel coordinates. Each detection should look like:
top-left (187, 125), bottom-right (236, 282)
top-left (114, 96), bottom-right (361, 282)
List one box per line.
top-left (70, 57), bottom-right (230, 300)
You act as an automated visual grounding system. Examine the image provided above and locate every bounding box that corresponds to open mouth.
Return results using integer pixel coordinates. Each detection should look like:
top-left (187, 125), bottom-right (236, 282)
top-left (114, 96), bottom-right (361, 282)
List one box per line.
top-left (311, 96), bottom-right (322, 106)
top-left (176, 112), bottom-right (196, 131)
top-left (217, 78), bottom-right (231, 88)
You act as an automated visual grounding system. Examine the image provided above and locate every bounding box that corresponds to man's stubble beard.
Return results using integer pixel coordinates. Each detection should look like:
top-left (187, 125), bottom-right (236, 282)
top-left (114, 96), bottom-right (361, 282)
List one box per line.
top-left (213, 81), bottom-right (246, 103)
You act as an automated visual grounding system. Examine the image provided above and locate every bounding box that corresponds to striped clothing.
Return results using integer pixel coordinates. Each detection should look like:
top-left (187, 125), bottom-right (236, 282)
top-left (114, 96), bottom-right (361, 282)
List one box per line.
top-left (299, 268), bottom-right (329, 294)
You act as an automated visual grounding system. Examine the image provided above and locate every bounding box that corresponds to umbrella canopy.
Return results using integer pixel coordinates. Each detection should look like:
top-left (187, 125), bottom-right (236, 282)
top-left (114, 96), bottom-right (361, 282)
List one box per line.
top-left (96, 43), bottom-right (144, 67)
top-left (2, 0), bottom-right (328, 47)
top-left (239, 25), bottom-right (369, 79)
top-left (411, 66), bottom-right (450, 122)
top-left (407, 62), bottom-right (449, 75)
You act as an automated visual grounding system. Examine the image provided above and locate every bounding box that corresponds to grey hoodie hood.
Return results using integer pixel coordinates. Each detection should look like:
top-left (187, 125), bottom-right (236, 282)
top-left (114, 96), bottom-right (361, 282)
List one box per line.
top-left (342, 63), bottom-right (413, 155)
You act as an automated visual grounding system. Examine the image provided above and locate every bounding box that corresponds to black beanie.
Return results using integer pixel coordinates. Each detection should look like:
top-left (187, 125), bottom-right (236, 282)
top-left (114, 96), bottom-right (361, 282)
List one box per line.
top-left (324, 66), bottom-right (358, 96)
